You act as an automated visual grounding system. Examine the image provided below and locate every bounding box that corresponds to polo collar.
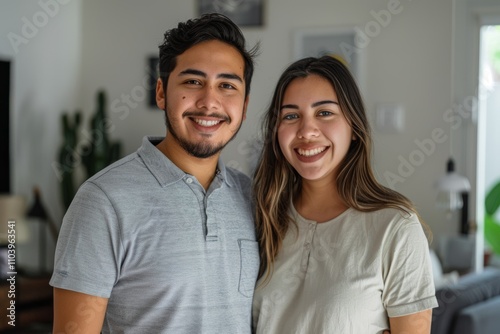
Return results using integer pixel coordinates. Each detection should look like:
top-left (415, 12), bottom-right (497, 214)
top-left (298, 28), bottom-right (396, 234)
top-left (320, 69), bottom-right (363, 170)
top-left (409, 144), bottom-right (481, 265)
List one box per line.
top-left (137, 136), bottom-right (232, 188)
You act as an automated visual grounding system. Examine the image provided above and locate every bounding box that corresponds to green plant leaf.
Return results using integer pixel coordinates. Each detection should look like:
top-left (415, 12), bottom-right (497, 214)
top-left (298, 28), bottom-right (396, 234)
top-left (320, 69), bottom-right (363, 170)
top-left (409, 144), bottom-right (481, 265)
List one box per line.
top-left (485, 214), bottom-right (500, 255)
top-left (485, 181), bottom-right (500, 216)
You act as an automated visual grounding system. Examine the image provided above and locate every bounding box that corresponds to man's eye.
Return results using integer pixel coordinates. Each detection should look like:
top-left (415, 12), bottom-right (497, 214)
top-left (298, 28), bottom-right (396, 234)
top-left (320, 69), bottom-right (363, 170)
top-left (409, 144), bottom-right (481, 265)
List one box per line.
top-left (185, 80), bottom-right (201, 85)
top-left (221, 83), bottom-right (236, 89)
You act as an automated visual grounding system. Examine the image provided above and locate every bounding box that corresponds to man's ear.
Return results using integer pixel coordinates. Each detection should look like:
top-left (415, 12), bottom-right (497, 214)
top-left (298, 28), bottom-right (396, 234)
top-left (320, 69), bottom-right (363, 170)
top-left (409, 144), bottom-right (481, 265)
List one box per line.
top-left (242, 95), bottom-right (249, 121)
top-left (156, 78), bottom-right (165, 110)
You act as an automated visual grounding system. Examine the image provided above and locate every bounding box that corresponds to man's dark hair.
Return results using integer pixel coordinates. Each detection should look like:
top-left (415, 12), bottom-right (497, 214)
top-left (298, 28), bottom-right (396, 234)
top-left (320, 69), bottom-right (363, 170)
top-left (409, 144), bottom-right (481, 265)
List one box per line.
top-left (158, 13), bottom-right (258, 97)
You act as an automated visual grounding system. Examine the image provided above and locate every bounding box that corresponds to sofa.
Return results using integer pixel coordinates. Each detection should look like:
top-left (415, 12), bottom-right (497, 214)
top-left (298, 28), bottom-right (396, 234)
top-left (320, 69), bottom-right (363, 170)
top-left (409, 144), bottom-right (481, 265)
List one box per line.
top-left (431, 266), bottom-right (500, 334)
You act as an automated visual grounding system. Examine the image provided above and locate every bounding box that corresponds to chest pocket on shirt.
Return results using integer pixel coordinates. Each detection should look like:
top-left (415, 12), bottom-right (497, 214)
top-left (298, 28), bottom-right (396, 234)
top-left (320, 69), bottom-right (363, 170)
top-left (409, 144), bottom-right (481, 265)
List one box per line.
top-left (238, 239), bottom-right (259, 297)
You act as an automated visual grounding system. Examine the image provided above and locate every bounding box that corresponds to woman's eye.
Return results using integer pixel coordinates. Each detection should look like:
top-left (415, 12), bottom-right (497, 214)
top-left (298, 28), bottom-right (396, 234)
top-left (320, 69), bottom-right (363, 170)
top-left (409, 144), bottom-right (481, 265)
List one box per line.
top-left (318, 110), bottom-right (333, 117)
top-left (282, 114), bottom-right (298, 120)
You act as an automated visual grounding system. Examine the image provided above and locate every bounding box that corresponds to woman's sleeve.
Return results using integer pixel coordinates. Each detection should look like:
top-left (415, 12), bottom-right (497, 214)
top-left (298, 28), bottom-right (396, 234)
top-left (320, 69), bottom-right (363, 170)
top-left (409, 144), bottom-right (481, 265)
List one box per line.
top-left (381, 214), bottom-right (439, 317)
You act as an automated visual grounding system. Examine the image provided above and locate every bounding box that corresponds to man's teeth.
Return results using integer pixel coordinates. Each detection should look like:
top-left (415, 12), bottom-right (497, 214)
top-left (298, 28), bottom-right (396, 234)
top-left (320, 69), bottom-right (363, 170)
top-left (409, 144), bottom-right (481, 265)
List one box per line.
top-left (195, 119), bottom-right (220, 127)
top-left (297, 147), bottom-right (326, 157)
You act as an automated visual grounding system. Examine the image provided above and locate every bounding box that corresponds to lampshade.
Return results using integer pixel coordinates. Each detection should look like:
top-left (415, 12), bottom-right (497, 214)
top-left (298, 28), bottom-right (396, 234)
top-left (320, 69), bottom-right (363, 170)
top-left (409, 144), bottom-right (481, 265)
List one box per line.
top-left (0, 195), bottom-right (30, 244)
top-left (436, 171), bottom-right (471, 192)
top-left (435, 158), bottom-right (470, 212)
top-left (436, 158), bottom-right (471, 192)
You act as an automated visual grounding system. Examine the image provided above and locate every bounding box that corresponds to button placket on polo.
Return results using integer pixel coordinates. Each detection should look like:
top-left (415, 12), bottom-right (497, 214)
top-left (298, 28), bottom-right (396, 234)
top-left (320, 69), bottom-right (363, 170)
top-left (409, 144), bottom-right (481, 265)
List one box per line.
top-left (205, 176), bottom-right (223, 244)
top-left (205, 199), bottom-right (218, 243)
top-left (183, 175), bottom-right (208, 239)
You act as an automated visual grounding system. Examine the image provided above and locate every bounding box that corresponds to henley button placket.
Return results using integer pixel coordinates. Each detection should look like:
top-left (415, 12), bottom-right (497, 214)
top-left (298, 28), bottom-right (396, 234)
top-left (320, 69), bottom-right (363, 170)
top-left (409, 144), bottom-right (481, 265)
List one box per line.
top-left (300, 222), bottom-right (317, 272)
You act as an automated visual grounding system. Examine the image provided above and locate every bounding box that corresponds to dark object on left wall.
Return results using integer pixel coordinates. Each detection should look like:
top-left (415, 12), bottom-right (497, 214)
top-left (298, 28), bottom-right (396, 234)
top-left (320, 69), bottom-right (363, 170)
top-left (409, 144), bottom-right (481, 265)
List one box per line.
top-left (147, 56), bottom-right (159, 108)
top-left (0, 59), bottom-right (11, 194)
top-left (198, 0), bottom-right (264, 27)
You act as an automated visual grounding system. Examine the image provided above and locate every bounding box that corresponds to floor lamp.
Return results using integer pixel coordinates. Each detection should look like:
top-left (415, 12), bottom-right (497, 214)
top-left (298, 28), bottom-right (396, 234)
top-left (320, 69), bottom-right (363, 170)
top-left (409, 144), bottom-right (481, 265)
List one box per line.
top-left (26, 187), bottom-right (58, 274)
top-left (436, 157), bottom-right (471, 235)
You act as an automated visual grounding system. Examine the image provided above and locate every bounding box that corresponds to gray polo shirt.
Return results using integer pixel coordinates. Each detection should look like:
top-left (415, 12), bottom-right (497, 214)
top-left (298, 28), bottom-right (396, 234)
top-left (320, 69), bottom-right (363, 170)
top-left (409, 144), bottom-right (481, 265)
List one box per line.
top-left (50, 136), bottom-right (259, 334)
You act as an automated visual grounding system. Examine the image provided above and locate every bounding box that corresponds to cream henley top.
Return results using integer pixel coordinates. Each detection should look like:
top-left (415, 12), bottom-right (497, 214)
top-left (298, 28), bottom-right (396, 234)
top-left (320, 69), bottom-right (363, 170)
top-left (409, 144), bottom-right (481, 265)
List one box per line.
top-left (252, 206), bottom-right (438, 334)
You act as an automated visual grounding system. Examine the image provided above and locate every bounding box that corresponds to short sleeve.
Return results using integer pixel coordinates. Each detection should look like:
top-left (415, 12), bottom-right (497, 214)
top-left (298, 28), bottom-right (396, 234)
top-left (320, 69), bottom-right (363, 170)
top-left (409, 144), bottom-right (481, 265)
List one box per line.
top-left (382, 215), bottom-right (438, 317)
top-left (50, 181), bottom-right (122, 298)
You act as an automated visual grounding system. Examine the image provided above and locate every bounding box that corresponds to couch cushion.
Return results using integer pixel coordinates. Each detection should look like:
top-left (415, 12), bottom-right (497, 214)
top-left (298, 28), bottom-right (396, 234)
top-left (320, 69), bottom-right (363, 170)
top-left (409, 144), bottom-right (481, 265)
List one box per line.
top-left (430, 249), bottom-right (460, 290)
top-left (431, 267), bottom-right (500, 334)
top-left (452, 296), bottom-right (500, 334)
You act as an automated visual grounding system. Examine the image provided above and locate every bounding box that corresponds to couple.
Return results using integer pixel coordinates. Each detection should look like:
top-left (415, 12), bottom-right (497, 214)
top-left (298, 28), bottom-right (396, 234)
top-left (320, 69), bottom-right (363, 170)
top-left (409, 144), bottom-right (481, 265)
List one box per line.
top-left (50, 13), bottom-right (437, 334)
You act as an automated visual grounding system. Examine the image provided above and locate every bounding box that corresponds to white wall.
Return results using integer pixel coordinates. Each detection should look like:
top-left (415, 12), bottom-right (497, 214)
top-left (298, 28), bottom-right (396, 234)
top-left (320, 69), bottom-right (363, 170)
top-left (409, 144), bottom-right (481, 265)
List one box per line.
top-left (0, 0), bottom-right (82, 223)
top-left (78, 1), bottom-right (197, 155)
top-left (77, 0), bottom-right (456, 245)
top-left (3, 0), bottom-right (463, 249)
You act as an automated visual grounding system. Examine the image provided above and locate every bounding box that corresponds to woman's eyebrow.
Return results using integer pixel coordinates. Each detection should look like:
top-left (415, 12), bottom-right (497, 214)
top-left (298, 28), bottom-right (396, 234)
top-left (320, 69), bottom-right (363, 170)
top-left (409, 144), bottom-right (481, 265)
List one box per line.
top-left (280, 100), bottom-right (339, 111)
top-left (280, 104), bottom-right (298, 111)
top-left (311, 100), bottom-right (339, 107)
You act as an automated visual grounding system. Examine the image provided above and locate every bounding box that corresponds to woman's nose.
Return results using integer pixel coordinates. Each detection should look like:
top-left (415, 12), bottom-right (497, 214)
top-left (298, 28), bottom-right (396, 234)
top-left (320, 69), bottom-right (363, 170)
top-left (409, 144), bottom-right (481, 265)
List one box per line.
top-left (297, 117), bottom-right (320, 139)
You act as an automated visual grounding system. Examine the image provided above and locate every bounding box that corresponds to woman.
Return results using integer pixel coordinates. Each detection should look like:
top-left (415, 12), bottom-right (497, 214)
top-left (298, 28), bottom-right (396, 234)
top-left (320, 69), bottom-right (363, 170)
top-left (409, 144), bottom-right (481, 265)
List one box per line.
top-left (252, 56), bottom-right (437, 333)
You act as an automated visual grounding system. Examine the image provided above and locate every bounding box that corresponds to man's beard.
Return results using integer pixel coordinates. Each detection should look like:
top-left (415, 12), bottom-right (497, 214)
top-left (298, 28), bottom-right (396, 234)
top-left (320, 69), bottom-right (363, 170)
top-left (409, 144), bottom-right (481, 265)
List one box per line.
top-left (164, 110), bottom-right (242, 159)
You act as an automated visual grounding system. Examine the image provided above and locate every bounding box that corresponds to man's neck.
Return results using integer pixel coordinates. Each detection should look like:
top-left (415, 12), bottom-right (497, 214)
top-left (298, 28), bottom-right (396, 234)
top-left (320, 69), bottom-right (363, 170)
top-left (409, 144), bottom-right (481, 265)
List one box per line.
top-left (156, 137), bottom-right (219, 190)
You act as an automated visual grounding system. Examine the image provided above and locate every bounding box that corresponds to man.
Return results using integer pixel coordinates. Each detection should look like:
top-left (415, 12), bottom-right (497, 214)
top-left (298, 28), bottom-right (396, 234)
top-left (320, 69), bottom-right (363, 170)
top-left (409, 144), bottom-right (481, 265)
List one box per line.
top-left (51, 13), bottom-right (259, 333)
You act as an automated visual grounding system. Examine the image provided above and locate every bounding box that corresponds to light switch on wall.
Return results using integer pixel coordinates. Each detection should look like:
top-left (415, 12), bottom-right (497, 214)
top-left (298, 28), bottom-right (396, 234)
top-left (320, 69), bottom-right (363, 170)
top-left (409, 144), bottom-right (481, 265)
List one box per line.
top-left (375, 103), bottom-right (405, 133)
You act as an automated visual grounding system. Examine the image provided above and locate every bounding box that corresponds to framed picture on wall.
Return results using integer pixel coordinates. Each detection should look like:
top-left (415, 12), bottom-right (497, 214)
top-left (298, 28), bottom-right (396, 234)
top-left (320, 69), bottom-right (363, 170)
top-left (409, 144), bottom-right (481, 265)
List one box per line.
top-left (147, 56), bottom-right (159, 109)
top-left (294, 26), bottom-right (365, 90)
top-left (198, 0), bottom-right (264, 27)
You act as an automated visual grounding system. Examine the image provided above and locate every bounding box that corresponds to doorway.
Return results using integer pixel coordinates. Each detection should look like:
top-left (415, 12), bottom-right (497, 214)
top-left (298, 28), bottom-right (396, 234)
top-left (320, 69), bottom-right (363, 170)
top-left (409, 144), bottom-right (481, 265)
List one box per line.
top-left (478, 24), bottom-right (500, 266)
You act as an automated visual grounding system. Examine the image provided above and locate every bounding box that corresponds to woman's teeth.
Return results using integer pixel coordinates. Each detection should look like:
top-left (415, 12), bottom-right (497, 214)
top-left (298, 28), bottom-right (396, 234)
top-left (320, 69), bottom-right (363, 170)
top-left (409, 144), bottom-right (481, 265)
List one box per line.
top-left (297, 147), bottom-right (326, 157)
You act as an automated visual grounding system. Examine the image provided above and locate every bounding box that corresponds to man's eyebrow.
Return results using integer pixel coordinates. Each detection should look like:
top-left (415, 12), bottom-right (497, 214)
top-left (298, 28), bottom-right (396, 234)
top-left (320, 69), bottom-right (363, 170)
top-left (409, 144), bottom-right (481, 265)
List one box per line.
top-left (218, 73), bottom-right (243, 83)
top-left (179, 69), bottom-right (243, 83)
top-left (280, 100), bottom-right (339, 111)
top-left (179, 69), bottom-right (206, 77)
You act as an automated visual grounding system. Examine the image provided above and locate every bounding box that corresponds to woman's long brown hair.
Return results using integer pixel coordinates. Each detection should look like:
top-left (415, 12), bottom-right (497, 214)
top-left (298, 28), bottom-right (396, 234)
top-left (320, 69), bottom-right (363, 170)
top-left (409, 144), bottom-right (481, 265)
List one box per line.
top-left (253, 56), bottom-right (430, 284)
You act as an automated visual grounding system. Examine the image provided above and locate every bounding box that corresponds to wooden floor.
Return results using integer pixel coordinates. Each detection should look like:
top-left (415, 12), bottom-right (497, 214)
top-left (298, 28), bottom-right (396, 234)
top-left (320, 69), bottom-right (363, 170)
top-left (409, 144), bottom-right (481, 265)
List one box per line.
top-left (2, 322), bottom-right (52, 333)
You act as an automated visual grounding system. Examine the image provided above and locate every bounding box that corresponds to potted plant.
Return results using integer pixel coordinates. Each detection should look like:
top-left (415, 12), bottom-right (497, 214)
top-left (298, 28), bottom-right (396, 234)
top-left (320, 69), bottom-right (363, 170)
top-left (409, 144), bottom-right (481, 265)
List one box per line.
top-left (57, 90), bottom-right (122, 210)
top-left (485, 180), bottom-right (500, 264)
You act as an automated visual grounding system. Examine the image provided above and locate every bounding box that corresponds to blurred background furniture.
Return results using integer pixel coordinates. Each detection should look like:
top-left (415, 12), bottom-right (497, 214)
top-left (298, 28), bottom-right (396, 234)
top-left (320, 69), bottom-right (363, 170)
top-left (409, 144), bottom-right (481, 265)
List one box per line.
top-left (438, 236), bottom-right (476, 275)
top-left (431, 266), bottom-right (500, 334)
top-left (0, 275), bottom-right (52, 332)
